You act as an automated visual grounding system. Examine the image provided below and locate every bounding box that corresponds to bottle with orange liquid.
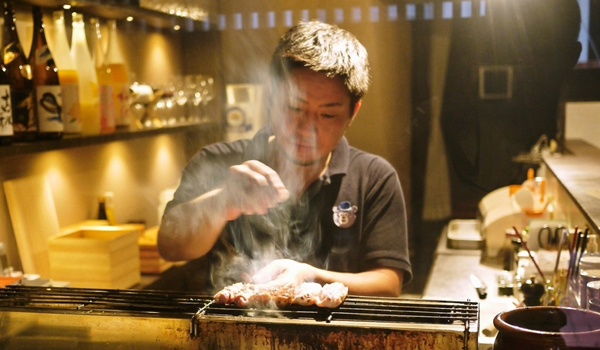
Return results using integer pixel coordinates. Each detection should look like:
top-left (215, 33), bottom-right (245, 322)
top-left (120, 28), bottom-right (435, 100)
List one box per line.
top-left (105, 20), bottom-right (130, 129)
top-left (91, 18), bottom-right (115, 134)
top-left (52, 10), bottom-right (81, 134)
top-left (70, 13), bottom-right (100, 136)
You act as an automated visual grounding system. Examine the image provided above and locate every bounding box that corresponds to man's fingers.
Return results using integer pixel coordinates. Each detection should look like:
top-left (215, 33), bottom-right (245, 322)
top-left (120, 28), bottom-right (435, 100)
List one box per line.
top-left (243, 161), bottom-right (289, 202)
top-left (241, 272), bottom-right (253, 283)
top-left (226, 161), bottom-right (289, 215)
top-left (252, 261), bottom-right (286, 284)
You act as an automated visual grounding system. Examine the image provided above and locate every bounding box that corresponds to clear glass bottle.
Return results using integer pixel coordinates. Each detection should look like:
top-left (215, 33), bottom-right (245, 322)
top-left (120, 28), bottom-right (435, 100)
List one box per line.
top-left (2, 1), bottom-right (35, 141)
top-left (90, 18), bottom-right (115, 133)
top-left (70, 13), bottom-right (100, 136)
top-left (0, 58), bottom-right (13, 145)
top-left (105, 20), bottom-right (130, 129)
top-left (91, 18), bottom-right (115, 134)
top-left (30, 6), bottom-right (63, 139)
top-left (52, 10), bottom-right (81, 134)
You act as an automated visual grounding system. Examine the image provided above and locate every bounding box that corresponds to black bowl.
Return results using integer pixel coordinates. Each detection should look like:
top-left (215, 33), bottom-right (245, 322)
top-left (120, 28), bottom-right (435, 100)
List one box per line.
top-left (493, 306), bottom-right (600, 349)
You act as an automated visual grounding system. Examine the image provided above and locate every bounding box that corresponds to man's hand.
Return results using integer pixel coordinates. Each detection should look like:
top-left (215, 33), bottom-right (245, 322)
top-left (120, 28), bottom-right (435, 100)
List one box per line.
top-left (221, 160), bottom-right (290, 220)
top-left (251, 259), bottom-right (317, 287)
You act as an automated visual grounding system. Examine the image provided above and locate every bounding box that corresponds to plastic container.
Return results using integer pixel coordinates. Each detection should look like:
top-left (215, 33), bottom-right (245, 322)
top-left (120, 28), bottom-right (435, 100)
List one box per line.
top-left (447, 219), bottom-right (483, 250)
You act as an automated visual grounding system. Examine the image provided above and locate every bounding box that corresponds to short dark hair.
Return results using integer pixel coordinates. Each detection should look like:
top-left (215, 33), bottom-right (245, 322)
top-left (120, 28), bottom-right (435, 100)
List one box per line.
top-left (269, 21), bottom-right (370, 106)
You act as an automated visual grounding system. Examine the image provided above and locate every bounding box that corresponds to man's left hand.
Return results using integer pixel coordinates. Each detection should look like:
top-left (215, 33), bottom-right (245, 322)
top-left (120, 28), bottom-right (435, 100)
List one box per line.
top-left (251, 259), bottom-right (316, 287)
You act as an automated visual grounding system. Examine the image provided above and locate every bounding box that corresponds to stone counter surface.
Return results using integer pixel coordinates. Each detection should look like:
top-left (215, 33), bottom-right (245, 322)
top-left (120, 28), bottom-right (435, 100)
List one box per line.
top-left (543, 139), bottom-right (600, 235)
top-left (423, 228), bottom-right (518, 350)
top-left (423, 140), bottom-right (600, 350)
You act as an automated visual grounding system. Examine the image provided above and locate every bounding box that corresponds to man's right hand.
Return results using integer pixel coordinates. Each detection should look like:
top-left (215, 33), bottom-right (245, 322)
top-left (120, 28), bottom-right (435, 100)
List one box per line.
top-left (221, 160), bottom-right (290, 220)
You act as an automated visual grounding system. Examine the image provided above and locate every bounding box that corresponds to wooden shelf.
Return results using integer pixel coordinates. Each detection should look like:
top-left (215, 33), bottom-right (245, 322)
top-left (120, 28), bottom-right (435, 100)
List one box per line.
top-left (0, 121), bottom-right (221, 159)
top-left (15, 0), bottom-right (215, 31)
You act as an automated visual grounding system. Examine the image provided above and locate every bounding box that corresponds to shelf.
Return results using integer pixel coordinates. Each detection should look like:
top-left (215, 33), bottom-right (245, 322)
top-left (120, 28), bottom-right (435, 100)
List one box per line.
top-left (0, 121), bottom-right (221, 159)
top-left (15, 0), bottom-right (215, 31)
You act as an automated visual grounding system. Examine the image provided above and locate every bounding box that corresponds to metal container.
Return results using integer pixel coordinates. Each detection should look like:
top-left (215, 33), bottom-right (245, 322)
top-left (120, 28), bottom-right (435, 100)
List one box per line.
top-left (446, 219), bottom-right (484, 250)
top-left (0, 285), bottom-right (479, 349)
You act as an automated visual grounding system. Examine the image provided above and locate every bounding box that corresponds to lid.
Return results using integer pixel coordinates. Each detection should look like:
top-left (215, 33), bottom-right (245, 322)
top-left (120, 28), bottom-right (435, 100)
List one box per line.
top-left (580, 256), bottom-right (600, 270)
top-left (588, 280), bottom-right (600, 291)
top-left (581, 269), bottom-right (600, 279)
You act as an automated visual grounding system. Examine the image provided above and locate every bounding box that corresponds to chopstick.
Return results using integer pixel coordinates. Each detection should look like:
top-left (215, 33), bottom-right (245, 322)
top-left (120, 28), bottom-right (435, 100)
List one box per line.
top-left (553, 228), bottom-right (570, 277)
top-left (512, 226), bottom-right (546, 283)
top-left (573, 228), bottom-right (590, 280)
top-left (566, 227), bottom-right (582, 284)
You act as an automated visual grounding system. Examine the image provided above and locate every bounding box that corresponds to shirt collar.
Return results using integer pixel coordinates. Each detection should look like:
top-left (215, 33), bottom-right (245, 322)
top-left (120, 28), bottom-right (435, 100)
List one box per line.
top-left (325, 136), bottom-right (350, 178)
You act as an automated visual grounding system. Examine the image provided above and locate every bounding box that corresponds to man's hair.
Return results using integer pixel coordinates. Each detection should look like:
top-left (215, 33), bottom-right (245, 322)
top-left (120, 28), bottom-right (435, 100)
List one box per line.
top-left (269, 21), bottom-right (370, 106)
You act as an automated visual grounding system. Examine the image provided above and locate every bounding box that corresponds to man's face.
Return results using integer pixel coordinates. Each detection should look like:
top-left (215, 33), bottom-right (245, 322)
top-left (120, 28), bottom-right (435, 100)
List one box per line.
top-left (270, 67), bottom-right (359, 166)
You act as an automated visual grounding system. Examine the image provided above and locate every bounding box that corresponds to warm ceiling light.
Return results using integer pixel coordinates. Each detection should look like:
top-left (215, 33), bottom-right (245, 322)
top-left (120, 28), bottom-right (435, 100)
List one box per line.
top-left (173, 24), bottom-right (181, 30)
top-left (62, 4), bottom-right (71, 9)
top-left (126, 16), bottom-right (134, 22)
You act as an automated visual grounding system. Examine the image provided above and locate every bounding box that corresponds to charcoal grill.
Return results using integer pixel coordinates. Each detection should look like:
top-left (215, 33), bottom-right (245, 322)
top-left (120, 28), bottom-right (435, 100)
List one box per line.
top-left (0, 285), bottom-right (479, 349)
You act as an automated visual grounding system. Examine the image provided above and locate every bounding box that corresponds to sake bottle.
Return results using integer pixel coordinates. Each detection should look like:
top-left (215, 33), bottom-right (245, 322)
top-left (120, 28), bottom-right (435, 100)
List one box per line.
top-left (30, 6), bottom-right (63, 139)
top-left (52, 10), bottom-right (81, 134)
top-left (105, 20), bottom-right (130, 129)
top-left (2, 1), bottom-right (35, 141)
top-left (0, 59), bottom-right (13, 145)
top-left (70, 13), bottom-right (100, 136)
top-left (91, 18), bottom-right (115, 134)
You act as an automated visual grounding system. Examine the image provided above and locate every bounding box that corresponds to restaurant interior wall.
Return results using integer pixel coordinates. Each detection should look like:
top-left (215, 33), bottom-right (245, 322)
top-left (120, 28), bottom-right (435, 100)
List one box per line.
top-left (209, 0), bottom-right (414, 214)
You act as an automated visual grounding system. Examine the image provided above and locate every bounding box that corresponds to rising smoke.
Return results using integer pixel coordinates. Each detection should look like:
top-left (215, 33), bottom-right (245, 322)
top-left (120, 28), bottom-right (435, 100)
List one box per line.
top-left (207, 75), bottom-right (328, 291)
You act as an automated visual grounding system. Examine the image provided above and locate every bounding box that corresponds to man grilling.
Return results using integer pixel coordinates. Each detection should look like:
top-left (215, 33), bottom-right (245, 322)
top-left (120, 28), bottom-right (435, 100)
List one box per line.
top-left (158, 21), bottom-right (412, 297)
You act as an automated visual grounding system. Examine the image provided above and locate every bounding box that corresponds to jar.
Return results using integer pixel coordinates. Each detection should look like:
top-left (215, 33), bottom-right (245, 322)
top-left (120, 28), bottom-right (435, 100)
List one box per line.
top-left (493, 306), bottom-right (600, 350)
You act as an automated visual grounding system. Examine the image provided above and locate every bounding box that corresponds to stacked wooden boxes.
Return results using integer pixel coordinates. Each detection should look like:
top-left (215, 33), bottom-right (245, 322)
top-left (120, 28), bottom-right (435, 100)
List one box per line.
top-left (138, 226), bottom-right (173, 274)
top-left (48, 224), bottom-right (144, 289)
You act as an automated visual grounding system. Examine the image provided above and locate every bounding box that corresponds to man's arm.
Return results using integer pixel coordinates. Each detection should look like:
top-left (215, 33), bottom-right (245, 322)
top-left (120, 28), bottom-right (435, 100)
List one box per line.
top-left (157, 160), bottom-right (290, 262)
top-left (157, 188), bottom-right (229, 261)
top-left (314, 267), bottom-right (403, 297)
top-left (252, 259), bottom-right (403, 297)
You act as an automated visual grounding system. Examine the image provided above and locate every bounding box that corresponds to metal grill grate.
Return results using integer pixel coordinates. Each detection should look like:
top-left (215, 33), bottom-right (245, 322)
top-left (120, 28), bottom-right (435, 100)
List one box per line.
top-left (0, 285), bottom-right (478, 326)
top-left (202, 296), bottom-right (478, 325)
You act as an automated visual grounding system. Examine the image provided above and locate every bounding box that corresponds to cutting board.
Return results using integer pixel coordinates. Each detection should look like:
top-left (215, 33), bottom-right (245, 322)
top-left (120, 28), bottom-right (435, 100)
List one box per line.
top-left (3, 175), bottom-right (61, 278)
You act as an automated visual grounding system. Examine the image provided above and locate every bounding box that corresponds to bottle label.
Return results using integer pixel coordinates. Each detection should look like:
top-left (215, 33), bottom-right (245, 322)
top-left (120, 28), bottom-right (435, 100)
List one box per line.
top-left (61, 83), bottom-right (81, 133)
top-left (34, 45), bottom-right (52, 65)
top-left (3, 42), bottom-right (23, 66)
top-left (115, 83), bottom-right (130, 126)
top-left (0, 85), bottom-right (13, 136)
top-left (99, 84), bottom-right (115, 130)
top-left (36, 85), bottom-right (63, 132)
top-left (11, 89), bottom-right (35, 132)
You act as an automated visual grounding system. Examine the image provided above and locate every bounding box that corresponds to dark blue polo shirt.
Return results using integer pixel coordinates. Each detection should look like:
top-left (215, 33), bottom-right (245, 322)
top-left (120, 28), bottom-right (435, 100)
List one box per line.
top-left (166, 126), bottom-right (412, 291)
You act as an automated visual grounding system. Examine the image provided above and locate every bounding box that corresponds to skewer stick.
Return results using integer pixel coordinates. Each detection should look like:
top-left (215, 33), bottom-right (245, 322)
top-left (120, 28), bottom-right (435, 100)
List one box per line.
top-left (553, 228), bottom-right (570, 277)
top-left (512, 226), bottom-right (546, 282)
top-left (569, 226), bottom-right (579, 259)
top-left (566, 227), bottom-right (580, 283)
top-left (573, 228), bottom-right (590, 280)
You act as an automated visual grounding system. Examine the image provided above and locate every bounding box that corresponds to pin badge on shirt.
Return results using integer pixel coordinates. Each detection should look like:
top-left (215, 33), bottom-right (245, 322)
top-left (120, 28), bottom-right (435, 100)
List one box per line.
top-left (333, 201), bottom-right (358, 228)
